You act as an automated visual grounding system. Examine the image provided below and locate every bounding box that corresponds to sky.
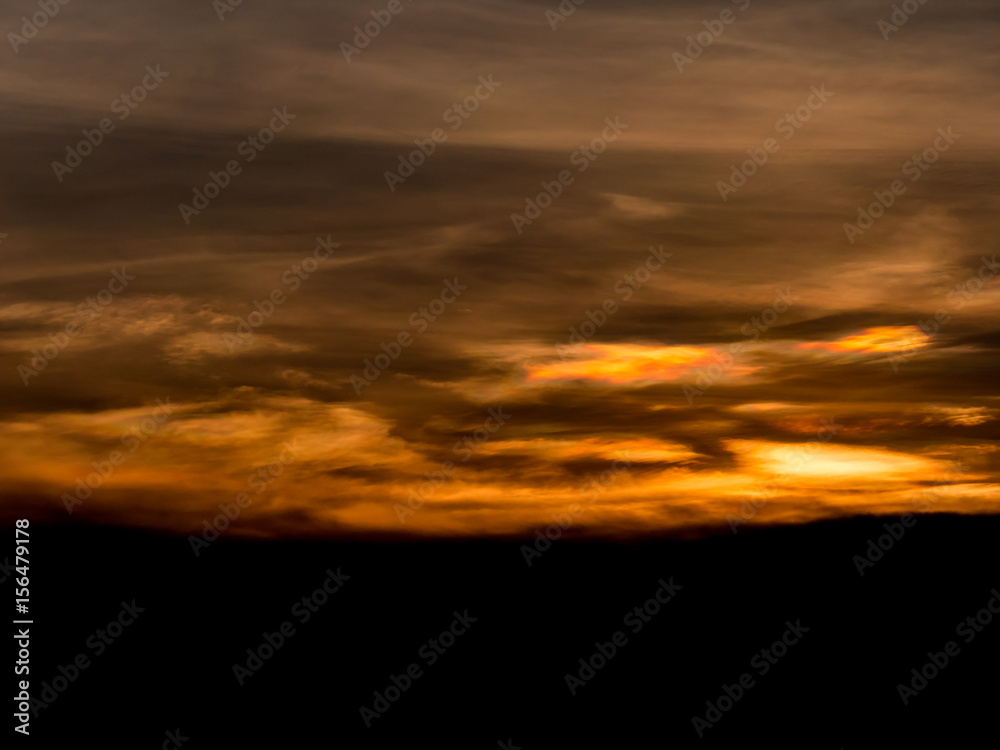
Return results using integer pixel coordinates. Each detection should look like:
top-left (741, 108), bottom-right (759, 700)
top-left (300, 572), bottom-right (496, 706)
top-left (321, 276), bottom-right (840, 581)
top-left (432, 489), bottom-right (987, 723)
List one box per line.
top-left (1, 0), bottom-right (998, 539)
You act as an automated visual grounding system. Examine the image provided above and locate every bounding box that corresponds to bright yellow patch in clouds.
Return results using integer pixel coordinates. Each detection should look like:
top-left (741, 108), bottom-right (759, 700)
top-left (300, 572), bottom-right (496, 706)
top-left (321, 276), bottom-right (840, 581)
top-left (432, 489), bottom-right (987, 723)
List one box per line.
top-left (727, 439), bottom-right (941, 485)
top-left (524, 343), bottom-right (740, 384)
top-left (798, 326), bottom-right (929, 354)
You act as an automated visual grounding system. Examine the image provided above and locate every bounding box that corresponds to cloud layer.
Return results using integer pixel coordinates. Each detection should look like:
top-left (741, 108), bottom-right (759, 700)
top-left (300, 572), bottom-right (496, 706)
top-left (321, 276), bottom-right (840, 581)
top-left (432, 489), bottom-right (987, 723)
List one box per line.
top-left (1, 0), bottom-right (998, 537)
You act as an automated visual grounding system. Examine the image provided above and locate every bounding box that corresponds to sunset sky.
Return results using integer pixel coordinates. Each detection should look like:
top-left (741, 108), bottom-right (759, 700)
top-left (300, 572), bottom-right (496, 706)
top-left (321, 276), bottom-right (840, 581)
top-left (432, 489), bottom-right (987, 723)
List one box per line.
top-left (2, 0), bottom-right (998, 539)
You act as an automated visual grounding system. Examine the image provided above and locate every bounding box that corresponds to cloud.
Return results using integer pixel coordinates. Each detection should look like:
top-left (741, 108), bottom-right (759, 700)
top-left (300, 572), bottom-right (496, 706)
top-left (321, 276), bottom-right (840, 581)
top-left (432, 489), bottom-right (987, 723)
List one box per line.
top-left (603, 193), bottom-right (683, 220)
top-left (1, 0), bottom-right (998, 538)
top-left (796, 326), bottom-right (930, 354)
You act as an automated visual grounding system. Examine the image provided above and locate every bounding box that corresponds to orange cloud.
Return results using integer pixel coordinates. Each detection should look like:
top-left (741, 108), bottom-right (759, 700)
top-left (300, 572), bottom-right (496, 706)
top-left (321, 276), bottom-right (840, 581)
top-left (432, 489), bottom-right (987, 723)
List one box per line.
top-left (524, 343), bottom-right (720, 384)
top-left (797, 326), bottom-right (929, 354)
top-left (731, 402), bottom-right (805, 413)
top-left (482, 436), bottom-right (701, 464)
